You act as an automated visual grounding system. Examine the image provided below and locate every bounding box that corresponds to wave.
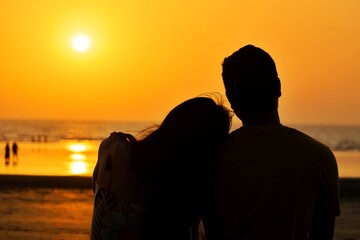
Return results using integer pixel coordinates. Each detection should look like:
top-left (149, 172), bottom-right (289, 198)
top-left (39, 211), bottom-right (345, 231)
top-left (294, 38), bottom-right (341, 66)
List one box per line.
top-left (333, 140), bottom-right (360, 151)
top-left (0, 120), bottom-right (153, 142)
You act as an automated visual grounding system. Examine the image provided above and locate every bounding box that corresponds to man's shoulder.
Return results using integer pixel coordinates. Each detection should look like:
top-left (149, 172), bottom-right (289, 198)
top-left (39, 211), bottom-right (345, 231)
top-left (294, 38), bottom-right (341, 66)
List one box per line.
top-left (227, 125), bottom-right (331, 152)
top-left (281, 126), bottom-right (332, 151)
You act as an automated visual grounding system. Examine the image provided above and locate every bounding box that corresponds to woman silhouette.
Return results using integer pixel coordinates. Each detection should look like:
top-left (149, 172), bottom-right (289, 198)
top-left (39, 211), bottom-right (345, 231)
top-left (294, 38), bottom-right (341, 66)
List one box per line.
top-left (91, 96), bottom-right (231, 240)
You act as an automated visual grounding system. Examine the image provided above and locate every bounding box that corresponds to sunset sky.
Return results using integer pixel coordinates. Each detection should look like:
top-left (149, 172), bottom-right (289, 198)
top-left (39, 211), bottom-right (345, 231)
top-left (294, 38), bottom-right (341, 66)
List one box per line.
top-left (1, 0), bottom-right (359, 125)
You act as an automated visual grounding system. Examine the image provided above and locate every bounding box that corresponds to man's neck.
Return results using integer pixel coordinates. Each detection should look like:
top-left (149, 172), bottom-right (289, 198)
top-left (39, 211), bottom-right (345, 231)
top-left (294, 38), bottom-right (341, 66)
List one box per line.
top-left (241, 110), bottom-right (281, 126)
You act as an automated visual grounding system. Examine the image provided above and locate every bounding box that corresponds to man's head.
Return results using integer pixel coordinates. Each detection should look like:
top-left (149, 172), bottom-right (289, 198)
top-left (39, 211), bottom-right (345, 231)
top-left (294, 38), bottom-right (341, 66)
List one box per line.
top-left (222, 45), bottom-right (281, 120)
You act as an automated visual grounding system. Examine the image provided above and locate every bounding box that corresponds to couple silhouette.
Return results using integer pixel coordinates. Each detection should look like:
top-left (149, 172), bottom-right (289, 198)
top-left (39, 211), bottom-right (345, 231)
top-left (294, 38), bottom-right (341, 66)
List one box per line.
top-left (91, 45), bottom-right (340, 240)
top-left (5, 142), bottom-right (18, 165)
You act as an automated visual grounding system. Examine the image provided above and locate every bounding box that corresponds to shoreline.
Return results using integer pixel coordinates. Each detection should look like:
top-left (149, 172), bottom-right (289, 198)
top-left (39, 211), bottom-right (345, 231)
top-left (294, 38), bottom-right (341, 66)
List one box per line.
top-left (338, 178), bottom-right (360, 199)
top-left (0, 174), bottom-right (92, 189)
top-left (0, 174), bottom-right (359, 199)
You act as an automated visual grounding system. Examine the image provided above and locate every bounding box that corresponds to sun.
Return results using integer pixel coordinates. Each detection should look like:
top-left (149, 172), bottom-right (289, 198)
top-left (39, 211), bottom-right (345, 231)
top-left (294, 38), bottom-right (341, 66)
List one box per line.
top-left (72, 34), bottom-right (90, 52)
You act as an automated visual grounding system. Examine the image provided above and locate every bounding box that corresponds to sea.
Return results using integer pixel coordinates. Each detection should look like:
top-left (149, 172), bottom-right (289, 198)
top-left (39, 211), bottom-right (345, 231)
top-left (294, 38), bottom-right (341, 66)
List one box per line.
top-left (0, 119), bottom-right (359, 178)
top-left (0, 120), bottom-right (152, 177)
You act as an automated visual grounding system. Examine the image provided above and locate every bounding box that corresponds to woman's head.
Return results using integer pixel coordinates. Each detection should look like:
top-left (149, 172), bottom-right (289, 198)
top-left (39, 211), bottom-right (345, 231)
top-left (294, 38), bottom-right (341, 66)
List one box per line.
top-left (132, 95), bottom-right (232, 184)
top-left (141, 95), bottom-right (232, 154)
top-left (160, 96), bottom-right (231, 144)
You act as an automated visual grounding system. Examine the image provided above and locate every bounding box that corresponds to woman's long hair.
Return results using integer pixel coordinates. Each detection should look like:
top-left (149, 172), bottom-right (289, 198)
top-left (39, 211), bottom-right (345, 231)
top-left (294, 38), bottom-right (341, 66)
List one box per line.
top-left (131, 96), bottom-right (231, 180)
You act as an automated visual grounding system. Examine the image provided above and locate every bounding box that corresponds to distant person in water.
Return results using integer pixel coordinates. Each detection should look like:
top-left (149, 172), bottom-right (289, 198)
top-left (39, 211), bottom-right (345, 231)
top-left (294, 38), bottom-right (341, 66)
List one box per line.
top-left (91, 95), bottom-right (231, 240)
top-left (12, 142), bottom-right (18, 165)
top-left (5, 142), bottom-right (10, 165)
top-left (202, 45), bottom-right (340, 239)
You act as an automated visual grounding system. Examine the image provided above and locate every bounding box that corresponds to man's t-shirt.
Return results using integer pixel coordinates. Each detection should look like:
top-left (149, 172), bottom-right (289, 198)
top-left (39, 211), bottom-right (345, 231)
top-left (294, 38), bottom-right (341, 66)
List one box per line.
top-left (204, 125), bottom-right (340, 239)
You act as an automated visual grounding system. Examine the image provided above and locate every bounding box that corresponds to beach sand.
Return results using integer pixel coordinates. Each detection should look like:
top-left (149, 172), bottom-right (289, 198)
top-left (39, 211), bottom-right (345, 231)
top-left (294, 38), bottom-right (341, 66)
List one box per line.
top-left (0, 188), bottom-right (93, 240)
top-left (0, 175), bottom-right (93, 240)
top-left (0, 175), bottom-right (359, 240)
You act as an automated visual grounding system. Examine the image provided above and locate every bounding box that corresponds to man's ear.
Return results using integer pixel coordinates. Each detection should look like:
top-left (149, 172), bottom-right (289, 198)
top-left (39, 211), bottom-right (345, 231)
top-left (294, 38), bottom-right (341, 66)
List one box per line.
top-left (274, 76), bottom-right (282, 98)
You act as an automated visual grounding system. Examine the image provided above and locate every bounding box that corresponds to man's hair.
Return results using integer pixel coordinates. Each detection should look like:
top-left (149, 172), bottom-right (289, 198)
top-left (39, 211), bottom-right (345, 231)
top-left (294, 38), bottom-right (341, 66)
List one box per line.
top-left (222, 44), bottom-right (281, 114)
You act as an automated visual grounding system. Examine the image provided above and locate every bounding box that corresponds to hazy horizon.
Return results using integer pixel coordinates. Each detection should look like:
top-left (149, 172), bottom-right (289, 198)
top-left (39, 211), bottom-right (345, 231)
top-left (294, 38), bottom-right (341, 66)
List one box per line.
top-left (0, 117), bottom-right (359, 127)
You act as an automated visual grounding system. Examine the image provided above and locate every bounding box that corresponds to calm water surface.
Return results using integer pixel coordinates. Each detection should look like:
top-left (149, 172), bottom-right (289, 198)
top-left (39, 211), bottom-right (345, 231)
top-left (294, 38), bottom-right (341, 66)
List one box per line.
top-left (0, 120), bottom-right (359, 177)
top-left (1, 140), bottom-right (359, 177)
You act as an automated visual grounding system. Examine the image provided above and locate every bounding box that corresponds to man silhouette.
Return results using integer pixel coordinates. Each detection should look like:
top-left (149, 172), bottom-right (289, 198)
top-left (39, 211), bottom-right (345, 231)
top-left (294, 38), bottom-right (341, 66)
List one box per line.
top-left (203, 45), bottom-right (340, 239)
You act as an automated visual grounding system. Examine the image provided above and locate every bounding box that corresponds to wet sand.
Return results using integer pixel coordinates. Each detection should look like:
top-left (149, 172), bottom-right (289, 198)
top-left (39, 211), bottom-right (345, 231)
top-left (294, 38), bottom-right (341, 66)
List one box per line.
top-left (0, 175), bottom-right (359, 240)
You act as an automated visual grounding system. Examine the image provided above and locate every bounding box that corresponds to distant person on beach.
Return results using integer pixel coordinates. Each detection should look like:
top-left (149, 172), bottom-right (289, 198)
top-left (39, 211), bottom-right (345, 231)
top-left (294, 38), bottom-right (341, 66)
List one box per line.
top-left (12, 142), bottom-right (18, 165)
top-left (91, 96), bottom-right (231, 240)
top-left (5, 142), bottom-right (10, 165)
top-left (202, 45), bottom-right (341, 239)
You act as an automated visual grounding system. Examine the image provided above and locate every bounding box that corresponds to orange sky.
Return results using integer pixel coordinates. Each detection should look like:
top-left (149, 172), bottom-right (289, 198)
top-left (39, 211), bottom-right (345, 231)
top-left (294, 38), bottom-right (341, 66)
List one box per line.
top-left (0, 0), bottom-right (359, 125)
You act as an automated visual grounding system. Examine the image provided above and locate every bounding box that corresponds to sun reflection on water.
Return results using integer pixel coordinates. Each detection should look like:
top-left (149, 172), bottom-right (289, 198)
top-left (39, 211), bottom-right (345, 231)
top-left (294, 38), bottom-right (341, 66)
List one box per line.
top-left (71, 153), bottom-right (86, 161)
top-left (71, 161), bottom-right (87, 174)
top-left (68, 143), bottom-right (87, 152)
top-left (67, 142), bottom-right (89, 175)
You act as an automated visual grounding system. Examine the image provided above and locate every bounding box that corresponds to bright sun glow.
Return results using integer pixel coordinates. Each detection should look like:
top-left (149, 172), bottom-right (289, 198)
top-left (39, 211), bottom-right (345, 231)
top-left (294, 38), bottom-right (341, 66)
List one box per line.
top-left (70, 153), bottom-right (86, 161)
top-left (72, 34), bottom-right (90, 52)
top-left (68, 143), bottom-right (87, 153)
top-left (71, 161), bottom-right (87, 174)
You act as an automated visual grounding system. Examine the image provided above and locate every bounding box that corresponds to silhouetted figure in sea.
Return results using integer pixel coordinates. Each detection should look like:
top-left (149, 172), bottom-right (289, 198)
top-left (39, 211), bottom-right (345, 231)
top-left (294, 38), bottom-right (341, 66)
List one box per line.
top-left (12, 142), bottom-right (18, 165)
top-left (202, 45), bottom-right (340, 239)
top-left (5, 142), bottom-right (10, 165)
top-left (91, 96), bottom-right (231, 240)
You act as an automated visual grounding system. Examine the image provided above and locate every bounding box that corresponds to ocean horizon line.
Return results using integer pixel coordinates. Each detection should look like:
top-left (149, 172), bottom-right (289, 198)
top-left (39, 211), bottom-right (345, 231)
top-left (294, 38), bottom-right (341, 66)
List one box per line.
top-left (0, 118), bottom-right (359, 127)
